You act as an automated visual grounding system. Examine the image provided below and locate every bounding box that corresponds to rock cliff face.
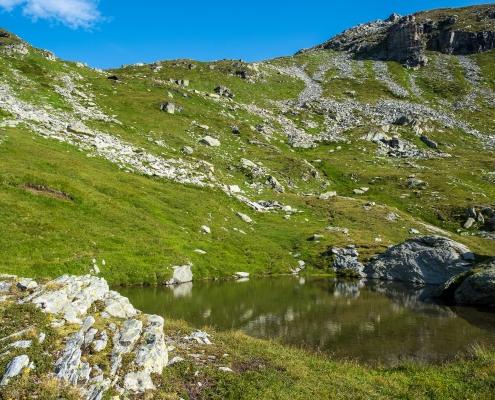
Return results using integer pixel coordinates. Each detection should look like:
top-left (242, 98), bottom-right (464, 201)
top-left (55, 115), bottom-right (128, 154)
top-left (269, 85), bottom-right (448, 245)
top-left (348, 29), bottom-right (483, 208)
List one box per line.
top-left (300, 5), bottom-right (495, 69)
top-left (386, 16), bottom-right (428, 68)
top-left (427, 30), bottom-right (495, 55)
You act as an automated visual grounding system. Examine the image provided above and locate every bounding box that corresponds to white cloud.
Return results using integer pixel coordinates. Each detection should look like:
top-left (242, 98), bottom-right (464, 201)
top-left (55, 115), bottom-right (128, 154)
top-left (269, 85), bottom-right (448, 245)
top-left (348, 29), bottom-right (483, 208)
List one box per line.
top-left (0, 0), bottom-right (24, 12)
top-left (0, 0), bottom-right (102, 28)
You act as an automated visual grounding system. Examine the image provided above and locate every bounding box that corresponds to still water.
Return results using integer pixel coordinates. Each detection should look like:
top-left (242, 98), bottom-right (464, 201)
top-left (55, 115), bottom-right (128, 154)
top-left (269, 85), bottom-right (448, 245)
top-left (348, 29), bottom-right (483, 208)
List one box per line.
top-left (118, 276), bottom-right (495, 365)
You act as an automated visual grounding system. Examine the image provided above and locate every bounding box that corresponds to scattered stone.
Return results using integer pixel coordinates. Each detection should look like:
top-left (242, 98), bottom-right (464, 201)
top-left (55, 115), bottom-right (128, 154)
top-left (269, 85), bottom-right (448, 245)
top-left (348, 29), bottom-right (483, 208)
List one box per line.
top-left (181, 146), bottom-right (194, 154)
top-left (200, 136), bottom-right (221, 147)
top-left (92, 330), bottom-right (108, 352)
top-left (0, 355), bottom-right (29, 386)
top-left (133, 315), bottom-right (168, 373)
top-left (214, 86), bottom-right (234, 98)
top-left (421, 135), bottom-right (438, 149)
top-left (228, 185), bottom-right (241, 193)
top-left (67, 121), bottom-right (95, 136)
top-left (407, 179), bottom-right (428, 189)
top-left (161, 102), bottom-right (175, 114)
top-left (124, 371), bottom-right (155, 393)
top-left (464, 218), bottom-right (476, 229)
top-left (240, 158), bottom-right (257, 169)
top-left (9, 340), bottom-right (32, 348)
top-left (184, 330), bottom-right (212, 345)
top-left (236, 212), bottom-right (252, 224)
top-left (17, 278), bottom-right (37, 291)
top-left (41, 50), bottom-right (56, 61)
top-left (455, 258), bottom-right (495, 307)
top-left (104, 291), bottom-right (137, 319)
top-left (319, 191), bottom-right (336, 200)
top-left (266, 175), bottom-right (284, 193)
top-left (386, 212), bottom-right (401, 222)
top-left (168, 356), bottom-right (184, 365)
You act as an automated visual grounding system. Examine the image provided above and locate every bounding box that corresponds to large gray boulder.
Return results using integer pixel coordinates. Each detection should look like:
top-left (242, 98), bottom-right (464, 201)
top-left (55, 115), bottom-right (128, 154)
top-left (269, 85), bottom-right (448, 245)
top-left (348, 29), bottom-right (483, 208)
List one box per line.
top-left (364, 235), bottom-right (475, 284)
top-left (454, 258), bottom-right (495, 307)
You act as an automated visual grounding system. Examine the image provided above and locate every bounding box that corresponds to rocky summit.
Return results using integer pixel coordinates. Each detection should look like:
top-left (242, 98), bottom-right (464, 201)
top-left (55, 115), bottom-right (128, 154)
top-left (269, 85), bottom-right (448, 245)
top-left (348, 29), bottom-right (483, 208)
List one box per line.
top-left (300, 4), bottom-right (495, 69)
top-left (0, 3), bottom-right (495, 397)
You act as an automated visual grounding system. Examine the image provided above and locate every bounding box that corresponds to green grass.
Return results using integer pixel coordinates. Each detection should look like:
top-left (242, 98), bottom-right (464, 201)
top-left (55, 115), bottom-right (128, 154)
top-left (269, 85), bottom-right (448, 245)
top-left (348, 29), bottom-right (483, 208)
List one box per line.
top-left (154, 319), bottom-right (495, 399)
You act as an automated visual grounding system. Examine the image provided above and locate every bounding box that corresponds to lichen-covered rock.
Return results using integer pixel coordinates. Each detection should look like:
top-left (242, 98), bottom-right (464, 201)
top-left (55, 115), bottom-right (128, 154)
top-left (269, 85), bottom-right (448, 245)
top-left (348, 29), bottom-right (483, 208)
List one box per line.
top-left (124, 370), bottom-right (155, 393)
top-left (28, 275), bottom-right (109, 318)
top-left (55, 331), bottom-right (84, 385)
top-left (364, 235), bottom-right (474, 284)
top-left (103, 290), bottom-right (137, 318)
top-left (1, 274), bottom-right (174, 399)
top-left (454, 258), bottom-right (495, 306)
top-left (134, 314), bottom-right (168, 373)
top-left (92, 330), bottom-right (108, 352)
top-left (113, 318), bottom-right (143, 354)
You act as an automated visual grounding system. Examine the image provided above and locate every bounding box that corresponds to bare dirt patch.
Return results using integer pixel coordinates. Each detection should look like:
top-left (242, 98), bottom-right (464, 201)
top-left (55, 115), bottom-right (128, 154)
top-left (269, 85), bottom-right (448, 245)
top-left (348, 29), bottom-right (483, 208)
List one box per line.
top-left (23, 184), bottom-right (73, 200)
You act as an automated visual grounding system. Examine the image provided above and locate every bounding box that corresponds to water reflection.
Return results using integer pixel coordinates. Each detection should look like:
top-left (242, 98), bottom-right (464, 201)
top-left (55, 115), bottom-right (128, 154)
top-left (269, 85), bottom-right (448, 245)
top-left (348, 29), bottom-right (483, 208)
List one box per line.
top-left (172, 281), bottom-right (192, 298)
top-left (118, 277), bottom-right (495, 365)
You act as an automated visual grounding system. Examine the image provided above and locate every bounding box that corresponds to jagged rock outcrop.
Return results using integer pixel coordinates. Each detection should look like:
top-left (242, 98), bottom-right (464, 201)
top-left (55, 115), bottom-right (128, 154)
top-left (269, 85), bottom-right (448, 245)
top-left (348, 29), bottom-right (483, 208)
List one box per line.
top-left (427, 29), bottom-right (495, 55)
top-left (0, 274), bottom-right (169, 398)
top-left (364, 235), bottom-right (475, 284)
top-left (386, 16), bottom-right (428, 68)
top-left (299, 6), bottom-right (495, 68)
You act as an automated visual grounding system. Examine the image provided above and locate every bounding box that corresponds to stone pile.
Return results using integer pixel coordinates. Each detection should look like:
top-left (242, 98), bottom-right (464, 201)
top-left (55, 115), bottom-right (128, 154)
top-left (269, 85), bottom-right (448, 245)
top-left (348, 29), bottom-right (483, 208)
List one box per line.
top-left (462, 206), bottom-right (495, 231)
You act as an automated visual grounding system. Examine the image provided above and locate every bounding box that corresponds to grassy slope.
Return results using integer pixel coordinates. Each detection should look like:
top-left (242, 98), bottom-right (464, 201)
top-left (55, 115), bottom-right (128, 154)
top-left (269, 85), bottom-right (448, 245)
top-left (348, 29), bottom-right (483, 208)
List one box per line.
top-left (0, 25), bottom-right (494, 286)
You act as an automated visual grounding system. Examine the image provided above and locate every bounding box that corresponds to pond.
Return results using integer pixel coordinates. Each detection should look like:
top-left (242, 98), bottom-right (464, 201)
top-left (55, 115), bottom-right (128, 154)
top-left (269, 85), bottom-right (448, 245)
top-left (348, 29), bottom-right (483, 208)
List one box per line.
top-left (118, 276), bottom-right (495, 365)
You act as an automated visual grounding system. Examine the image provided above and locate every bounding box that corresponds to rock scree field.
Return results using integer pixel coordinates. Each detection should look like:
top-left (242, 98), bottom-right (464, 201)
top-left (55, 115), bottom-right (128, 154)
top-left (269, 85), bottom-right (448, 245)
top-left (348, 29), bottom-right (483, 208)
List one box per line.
top-left (0, 2), bottom-right (495, 399)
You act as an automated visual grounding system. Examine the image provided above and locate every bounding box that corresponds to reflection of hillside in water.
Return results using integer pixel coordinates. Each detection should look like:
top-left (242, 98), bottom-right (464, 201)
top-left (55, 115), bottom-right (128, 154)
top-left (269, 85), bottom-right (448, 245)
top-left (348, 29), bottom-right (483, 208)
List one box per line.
top-left (119, 276), bottom-right (495, 365)
top-left (365, 279), bottom-right (456, 318)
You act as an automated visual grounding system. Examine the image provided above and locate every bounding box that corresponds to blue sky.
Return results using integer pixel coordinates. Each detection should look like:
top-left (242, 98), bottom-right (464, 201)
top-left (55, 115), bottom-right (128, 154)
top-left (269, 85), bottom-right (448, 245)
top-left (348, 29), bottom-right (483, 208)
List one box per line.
top-left (0, 0), bottom-right (486, 69)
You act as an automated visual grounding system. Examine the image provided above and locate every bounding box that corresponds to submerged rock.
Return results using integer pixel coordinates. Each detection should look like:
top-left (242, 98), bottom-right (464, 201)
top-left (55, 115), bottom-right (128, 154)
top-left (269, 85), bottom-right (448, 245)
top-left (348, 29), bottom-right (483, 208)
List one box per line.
top-left (364, 235), bottom-right (474, 284)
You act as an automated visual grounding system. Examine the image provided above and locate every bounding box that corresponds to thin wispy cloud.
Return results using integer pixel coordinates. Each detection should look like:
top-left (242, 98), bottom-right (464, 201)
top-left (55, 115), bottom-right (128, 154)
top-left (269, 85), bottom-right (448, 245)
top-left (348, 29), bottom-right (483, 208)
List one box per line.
top-left (0, 0), bottom-right (102, 28)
